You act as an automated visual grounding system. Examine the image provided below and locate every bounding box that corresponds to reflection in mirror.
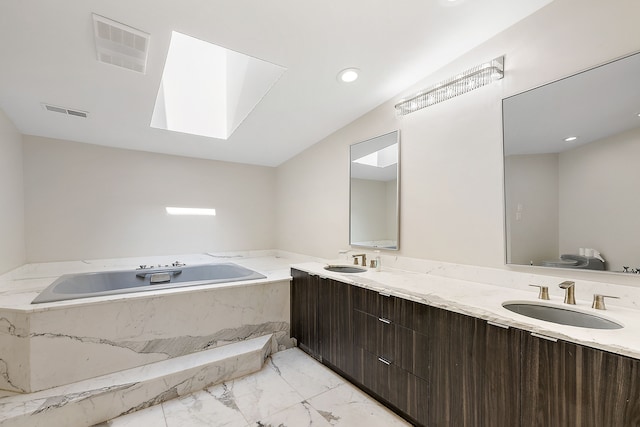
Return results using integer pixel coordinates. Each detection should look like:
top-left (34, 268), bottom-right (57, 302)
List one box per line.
top-left (350, 131), bottom-right (400, 250)
top-left (503, 51), bottom-right (640, 274)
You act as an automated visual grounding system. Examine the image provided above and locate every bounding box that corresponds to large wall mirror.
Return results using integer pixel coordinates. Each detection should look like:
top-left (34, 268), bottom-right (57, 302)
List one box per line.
top-left (503, 51), bottom-right (640, 274)
top-left (350, 130), bottom-right (400, 250)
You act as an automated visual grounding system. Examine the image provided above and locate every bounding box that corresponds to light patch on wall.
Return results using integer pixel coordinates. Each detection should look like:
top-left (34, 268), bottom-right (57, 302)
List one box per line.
top-left (150, 31), bottom-right (286, 140)
top-left (165, 207), bottom-right (216, 216)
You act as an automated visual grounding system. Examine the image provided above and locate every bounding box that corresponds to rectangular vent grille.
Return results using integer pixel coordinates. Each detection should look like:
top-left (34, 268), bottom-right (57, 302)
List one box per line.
top-left (42, 104), bottom-right (89, 118)
top-left (92, 14), bottom-right (150, 74)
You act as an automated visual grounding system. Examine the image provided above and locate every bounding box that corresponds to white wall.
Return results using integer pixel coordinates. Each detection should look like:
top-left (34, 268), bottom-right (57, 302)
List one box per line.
top-left (276, 0), bottom-right (640, 272)
top-left (23, 136), bottom-right (276, 262)
top-left (505, 154), bottom-right (559, 265)
top-left (350, 178), bottom-right (388, 243)
top-left (0, 110), bottom-right (26, 274)
top-left (559, 127), bottom-right (640, 272)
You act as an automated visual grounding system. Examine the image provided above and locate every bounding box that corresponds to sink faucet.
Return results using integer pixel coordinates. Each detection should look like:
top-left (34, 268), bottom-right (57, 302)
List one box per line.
top-left (558, 281), bottom-right (576, 304)
top-left (352, 254), bottom-right (367, 266)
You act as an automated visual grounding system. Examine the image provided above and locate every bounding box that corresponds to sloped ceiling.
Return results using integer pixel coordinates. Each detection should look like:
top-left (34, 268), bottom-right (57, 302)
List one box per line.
top-left (0, 0), bottom-right (552, 166)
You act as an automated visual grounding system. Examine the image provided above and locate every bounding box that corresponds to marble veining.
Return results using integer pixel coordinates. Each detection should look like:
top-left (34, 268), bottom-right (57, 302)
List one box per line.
top-left (0, 335), bottom-right (274, 427)
top-left (104, 348), bottom-right (410, 427)
top-left (0, 254), bottom-right (294, 393)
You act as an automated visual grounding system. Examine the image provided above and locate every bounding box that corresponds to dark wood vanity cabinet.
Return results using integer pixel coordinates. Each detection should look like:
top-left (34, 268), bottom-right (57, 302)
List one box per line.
top-left (290, 269), bottom-right (355, 373)
top-left (290, 268), bottom-right (321, 357)
top-left (351, 285), bottom-right (521, 427)
top-left (521, 333), bottom-right (640, 427)
top-left (290, 268), bottom-right (640, 427)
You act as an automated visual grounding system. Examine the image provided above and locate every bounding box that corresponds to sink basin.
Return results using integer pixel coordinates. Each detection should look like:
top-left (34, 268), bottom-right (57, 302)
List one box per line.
top-left (503, 302), bottom-right (623, 330)
top-left (324, 265), bottom-right (367, 273)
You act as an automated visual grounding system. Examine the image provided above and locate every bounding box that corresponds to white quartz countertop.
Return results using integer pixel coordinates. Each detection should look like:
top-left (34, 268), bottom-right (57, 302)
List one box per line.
top-left (291, 261), bottom-right (640, 361)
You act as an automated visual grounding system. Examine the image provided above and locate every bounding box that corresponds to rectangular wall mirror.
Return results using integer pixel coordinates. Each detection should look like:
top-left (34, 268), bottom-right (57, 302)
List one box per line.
top-left (350, 130), bottom-right (400, 250)
top-left (503, 51), bottom-right (640, 274)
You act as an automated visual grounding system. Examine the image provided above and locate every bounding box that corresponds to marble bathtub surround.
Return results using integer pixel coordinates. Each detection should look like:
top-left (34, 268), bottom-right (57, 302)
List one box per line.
top-left (0, 335), bottom-right (275, 427)
top-left (101, 347), bottom-right (410, 427)
top-left (0, 253), bottom-right (298, 393)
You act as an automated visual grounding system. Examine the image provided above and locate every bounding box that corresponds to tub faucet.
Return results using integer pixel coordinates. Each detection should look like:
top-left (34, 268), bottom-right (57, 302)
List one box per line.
top-left (559, 281), bottom-right (576, 304)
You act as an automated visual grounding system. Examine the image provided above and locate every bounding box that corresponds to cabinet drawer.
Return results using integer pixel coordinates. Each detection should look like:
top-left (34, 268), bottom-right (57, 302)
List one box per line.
top-left (358, 346), bottom-right (429, 425)
top-left (352, 285), bottom-right (434, 336)
top-left (352, 286), bottom-right (394, 319)
top-left (353, 309), bottom-right (395, 361)
top-left (353, 311), bottom-right (428, 381)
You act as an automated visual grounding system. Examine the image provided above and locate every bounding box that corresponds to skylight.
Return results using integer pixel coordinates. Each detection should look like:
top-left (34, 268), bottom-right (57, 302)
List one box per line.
top-left (352, 143), bottom-right (398, 168)
top-left (151, 31), bottom-right (286, 140)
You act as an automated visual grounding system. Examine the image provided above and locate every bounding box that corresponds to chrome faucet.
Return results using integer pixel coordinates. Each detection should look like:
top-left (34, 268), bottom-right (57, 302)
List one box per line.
top-left (558, 281), bottom-right (576, 304)
top-left (352, 254), bottom-right (367, 266)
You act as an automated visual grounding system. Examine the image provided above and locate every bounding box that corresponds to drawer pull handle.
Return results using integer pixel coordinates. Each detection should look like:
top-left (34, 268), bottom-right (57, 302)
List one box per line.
top-left (378, 357), bottom-right (391, 365)
top-left (378, 317), bottom-right (391, 324)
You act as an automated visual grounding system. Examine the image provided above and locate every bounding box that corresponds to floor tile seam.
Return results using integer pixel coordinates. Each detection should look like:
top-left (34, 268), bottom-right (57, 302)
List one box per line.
top-left (159, 399), bottom-right (170, 427)
top-left (269, 352), bottom-right (348, 400)
top-left (249, 397), bottom-right (326, 426)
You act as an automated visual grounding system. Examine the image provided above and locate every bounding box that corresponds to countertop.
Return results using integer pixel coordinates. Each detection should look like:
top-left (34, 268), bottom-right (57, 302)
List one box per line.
top-left (291, 261), bottom-right (640, 361)
top-left (2, 251), bottom-right (639, 360)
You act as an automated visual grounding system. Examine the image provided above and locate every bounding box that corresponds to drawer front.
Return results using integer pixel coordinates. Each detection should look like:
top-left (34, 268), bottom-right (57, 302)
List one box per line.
top-left (394, 297), bottom-right (433, 334)
top-left (353, 309), bottom-right (395, 362)
top-left (358, 347), bottom-right (429, 425)
top-left (353, 286), bottom-right (395, 320)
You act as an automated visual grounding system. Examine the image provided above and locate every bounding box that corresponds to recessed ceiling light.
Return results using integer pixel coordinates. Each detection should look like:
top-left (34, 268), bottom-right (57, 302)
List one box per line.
top-left (337, 68), bottom-right (359, 83)
top-left (564, 136), bottom-right (578, 142)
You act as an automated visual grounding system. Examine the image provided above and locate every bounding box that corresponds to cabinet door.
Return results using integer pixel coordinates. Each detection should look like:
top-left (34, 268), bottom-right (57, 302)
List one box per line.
top-left (428, 307), bottom-right (521, 427)
top-left (290, 268), bottom-right (320, 358)
top-left (522, 333), bottom-right (640, 427)
top-left (319, 278), bottom-right (355, 376)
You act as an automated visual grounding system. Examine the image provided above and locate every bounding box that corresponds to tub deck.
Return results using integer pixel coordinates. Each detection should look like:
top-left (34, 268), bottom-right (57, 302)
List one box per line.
top-left (0, 251), bottom-right (304, 393)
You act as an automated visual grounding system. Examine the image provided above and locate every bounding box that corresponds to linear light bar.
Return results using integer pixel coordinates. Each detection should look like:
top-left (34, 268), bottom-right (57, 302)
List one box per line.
top-left (395, 56), bottom-right (504, 115)
top-left (165, 207), bottom-right (216, 216)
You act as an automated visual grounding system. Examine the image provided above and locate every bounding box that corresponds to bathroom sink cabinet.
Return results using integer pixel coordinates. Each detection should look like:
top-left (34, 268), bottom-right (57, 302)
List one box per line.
top-left (290, 269), bottom-right (355, 372)
top-left (290, 268), bottom-right (640, 426)
top-left (349, 284), bottom-right (521, 426)
top-left (521, 333), bottom-right (640, 426)
top-left (290, 268), bottom-right (320, 357)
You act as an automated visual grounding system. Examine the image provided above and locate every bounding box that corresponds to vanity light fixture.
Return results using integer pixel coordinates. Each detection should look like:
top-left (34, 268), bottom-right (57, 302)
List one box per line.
top-left (337, 68), bottom-right (359, 83)
top-left (394, 56), bottom-right (504, 115)
top-left (564, 136), bottom-right (578, 142)
top-left (165, 207), bottom-right (216, 216)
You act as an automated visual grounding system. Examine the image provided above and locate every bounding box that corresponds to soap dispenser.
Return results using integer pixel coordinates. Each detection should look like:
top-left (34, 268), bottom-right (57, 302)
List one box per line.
top-left (374, 250), bottom-right (381, 272)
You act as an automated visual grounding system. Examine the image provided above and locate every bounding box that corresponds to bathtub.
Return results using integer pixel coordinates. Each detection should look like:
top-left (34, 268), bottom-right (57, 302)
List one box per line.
top-left (0, 254), bottom-right (293, 393)
top-left (32, 262), bottom-right (266, 303)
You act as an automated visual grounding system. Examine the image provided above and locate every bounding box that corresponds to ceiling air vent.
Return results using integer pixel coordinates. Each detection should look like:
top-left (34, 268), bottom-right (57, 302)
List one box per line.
top-left (92, 13), bottom-right (150, 74)
top-left (42, 104), bottom-right (89, 118)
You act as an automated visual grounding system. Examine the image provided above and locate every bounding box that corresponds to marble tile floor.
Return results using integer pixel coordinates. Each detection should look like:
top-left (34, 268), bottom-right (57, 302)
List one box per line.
top-left (98, 348), bottom-right (411, 427)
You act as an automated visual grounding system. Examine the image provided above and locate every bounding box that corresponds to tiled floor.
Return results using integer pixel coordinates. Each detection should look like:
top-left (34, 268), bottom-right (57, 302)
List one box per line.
top-left (101, 348), bottom-right (411, 427)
